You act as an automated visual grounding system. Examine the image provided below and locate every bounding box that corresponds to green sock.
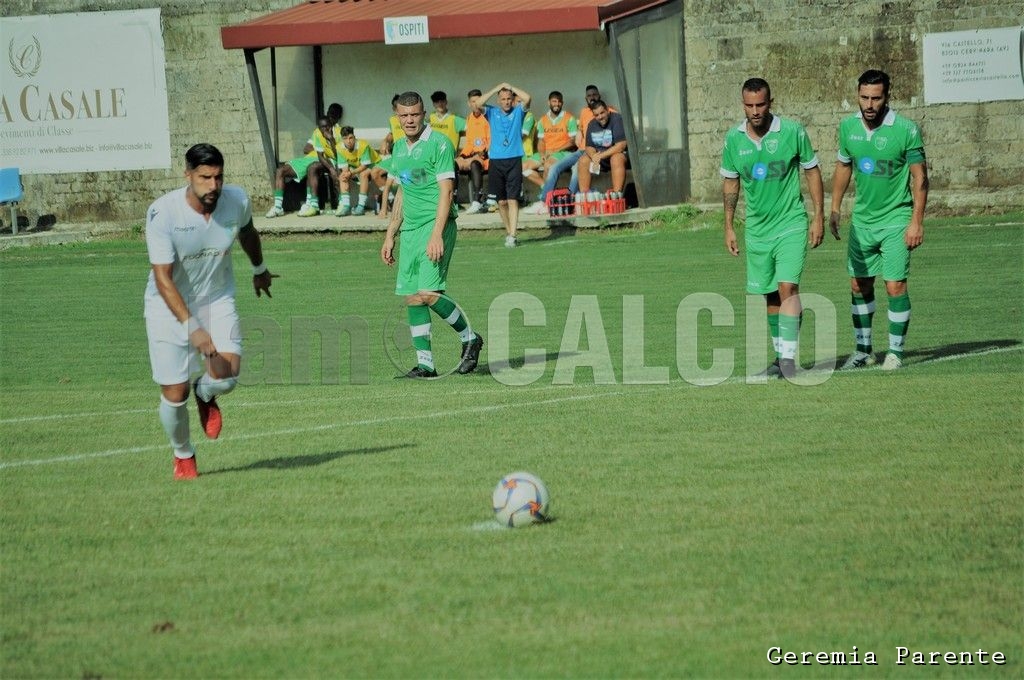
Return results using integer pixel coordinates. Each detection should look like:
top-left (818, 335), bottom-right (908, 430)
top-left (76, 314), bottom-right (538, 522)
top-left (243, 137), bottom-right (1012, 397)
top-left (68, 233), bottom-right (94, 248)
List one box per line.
top-left (779, 313), bottom-right (800, 360)
top-left (887, 293), bottom-right (911, 358)
top-left (767, 313), bottom-right (781, 359)
top-left (273, 190), bottom-right (284, 209)
top-left (358, 193), bottom-right (368, 207)
top-left (341, 194), bottom-right (351, 208)
top-left (430, 297), bottom-right (473, 342)
top-left (408, 304), bottom-right (433, 370)
top-left (851, 292), bottom-right (875, 355)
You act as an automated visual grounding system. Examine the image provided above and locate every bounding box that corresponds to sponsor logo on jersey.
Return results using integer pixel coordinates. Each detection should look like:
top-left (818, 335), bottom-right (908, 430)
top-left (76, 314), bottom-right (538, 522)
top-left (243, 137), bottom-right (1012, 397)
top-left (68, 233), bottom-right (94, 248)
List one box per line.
top-left (745, 159), bottom-right (789, 182)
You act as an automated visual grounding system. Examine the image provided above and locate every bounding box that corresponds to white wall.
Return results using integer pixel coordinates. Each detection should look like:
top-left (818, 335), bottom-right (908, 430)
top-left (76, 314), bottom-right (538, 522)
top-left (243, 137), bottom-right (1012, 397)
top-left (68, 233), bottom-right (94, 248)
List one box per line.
top-left (319, 31), bottom-right (618, 133)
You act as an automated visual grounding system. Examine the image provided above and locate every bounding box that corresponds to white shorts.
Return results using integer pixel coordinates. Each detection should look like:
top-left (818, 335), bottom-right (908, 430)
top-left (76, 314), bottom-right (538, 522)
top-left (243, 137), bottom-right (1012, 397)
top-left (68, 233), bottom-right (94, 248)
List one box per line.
top-left (146, 297), bottom-right (242, 385)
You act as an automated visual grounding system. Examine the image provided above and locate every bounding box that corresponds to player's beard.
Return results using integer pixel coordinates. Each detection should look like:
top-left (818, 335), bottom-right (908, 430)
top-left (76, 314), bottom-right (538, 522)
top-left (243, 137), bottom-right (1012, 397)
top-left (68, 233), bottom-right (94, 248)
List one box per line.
top-left (861, 104), bottom-right (885, 120)
top-left (747, 112), bottom-right (771, 135)
top-left (194, 188), bottom-right (219, 211)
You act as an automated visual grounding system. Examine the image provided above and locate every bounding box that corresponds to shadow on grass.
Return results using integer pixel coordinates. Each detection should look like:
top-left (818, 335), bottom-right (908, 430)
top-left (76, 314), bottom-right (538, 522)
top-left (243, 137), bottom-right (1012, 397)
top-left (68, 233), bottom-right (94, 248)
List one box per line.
top-left (204, 443), bottom-right (412, 475)
top-left (472, 350), bottom-right (580, 376)
top-left (832, 338), bottom-right (1021, 368)
top-left (527, 222), bottom-right (578, 243)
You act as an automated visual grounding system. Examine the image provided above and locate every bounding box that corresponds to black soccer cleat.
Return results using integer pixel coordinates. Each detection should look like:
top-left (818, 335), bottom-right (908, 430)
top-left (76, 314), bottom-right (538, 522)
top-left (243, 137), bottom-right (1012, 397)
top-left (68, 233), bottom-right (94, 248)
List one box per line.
top-left (779, 358), bottom-right (797, 380)
top-left (457, 334), bottom-right (484, 374)
top-left (397, 366), bottom-right (438, 379)
top-left (756, 358), bottom-right (783, 379)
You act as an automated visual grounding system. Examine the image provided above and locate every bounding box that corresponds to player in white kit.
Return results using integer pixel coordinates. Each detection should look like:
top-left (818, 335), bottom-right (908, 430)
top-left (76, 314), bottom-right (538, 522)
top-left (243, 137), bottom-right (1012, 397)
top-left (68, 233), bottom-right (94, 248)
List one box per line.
top-left (144, 144), bottom-right (276, 479)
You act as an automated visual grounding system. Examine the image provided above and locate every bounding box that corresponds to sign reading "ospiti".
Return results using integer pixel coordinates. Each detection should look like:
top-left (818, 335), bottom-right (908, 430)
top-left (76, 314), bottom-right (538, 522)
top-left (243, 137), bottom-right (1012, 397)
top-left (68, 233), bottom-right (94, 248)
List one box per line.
top-left (383, 16), bottom-right (430, 45)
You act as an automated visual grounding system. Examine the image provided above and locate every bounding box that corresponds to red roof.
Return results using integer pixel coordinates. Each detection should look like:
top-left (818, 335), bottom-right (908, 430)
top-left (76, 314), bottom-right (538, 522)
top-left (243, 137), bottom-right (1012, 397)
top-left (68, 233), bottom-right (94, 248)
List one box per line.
top-left (222, 0), bottom-right (670, 49)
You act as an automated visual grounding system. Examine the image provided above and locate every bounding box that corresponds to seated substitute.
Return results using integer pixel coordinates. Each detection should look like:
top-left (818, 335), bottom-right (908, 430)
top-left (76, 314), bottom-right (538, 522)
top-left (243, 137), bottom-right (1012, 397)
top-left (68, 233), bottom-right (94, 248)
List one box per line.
top-left (576, 99), bottom-right (629, 196)
top-left (266, 115), bottom-right (338, 218)
top-left (429, 90), bottom-right (467, 205)
top-left (456, 89), bottom-right (491, 213)
top-left (335, 126), bottom-right (383, 217)
top-left (525, 91), bottom-right (578, 213)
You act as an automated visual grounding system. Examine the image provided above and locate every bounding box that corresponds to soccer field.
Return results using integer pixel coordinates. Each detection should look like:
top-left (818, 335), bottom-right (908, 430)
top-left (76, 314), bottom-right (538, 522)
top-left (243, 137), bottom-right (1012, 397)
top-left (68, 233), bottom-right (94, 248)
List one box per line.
top-left (1, 211), bottom-right (1021, 678)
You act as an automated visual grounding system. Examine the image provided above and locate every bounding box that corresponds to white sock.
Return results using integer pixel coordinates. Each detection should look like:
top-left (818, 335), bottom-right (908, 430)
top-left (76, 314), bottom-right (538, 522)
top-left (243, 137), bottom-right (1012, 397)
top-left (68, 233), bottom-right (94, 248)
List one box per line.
top-left (159, 395), bottom-right (193, 459)
top-left (195, 373), bottom-right (237, 403)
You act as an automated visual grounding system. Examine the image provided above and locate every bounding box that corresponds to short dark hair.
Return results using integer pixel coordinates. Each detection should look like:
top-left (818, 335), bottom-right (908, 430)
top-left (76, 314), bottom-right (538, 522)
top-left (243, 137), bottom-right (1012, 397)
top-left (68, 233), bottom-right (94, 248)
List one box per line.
top-left (326, 102), bottom-right (343, 120)
top-left (548, 91), bottom-right (563, 101)
top-left (585, 84), bottom-right (599, 93)
top-left (430, 91), bottom-right (447, 103)
top-left (396, 91), bottom-right (423, 108)
top-left (340, 125), bottom-right (355, 137)
top-left (467, 89), bottom-right (482, 98)
top-left (588, 99), bottom-right (608, 112)
top-left (858, 69), bottom-right (891, 96)
top-left (741, 78), bottom-right (771, 99)
top-left (185, 143), bottom-right (223, 170)
top-left (391, 93), bottom-right (401, 106)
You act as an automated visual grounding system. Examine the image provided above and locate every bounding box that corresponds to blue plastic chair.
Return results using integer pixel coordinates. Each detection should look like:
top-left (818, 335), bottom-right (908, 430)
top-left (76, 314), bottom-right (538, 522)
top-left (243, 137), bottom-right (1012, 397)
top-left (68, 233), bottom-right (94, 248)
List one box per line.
top-left (0, 168), bottom-right (24, 235)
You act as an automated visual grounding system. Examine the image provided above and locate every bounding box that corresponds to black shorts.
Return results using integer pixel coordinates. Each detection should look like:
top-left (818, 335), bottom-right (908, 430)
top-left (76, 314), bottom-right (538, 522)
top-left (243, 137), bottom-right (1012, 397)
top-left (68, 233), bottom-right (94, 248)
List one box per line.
top-left (598, 151), bottom-right (631, 172)
top-left (487, 157), bottom-right (523, 201)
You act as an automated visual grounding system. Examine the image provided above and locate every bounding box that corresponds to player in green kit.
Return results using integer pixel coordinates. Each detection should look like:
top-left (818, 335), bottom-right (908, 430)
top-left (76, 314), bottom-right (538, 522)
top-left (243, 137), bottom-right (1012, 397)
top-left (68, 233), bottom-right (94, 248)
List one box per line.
top-left (830, 69), bottom-right (928, 371)
top-left (380, 91), bottom-right (484, 378)
top-left (721, 78), bottom-right (824, 379)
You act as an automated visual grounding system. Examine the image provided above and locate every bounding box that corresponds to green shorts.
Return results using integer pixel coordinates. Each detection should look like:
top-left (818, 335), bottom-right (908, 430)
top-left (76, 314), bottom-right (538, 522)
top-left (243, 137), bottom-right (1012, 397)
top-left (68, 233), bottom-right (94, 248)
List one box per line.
top-left (395, 219), bottom-right (458, 295)
top-left (286, 155), bottom-right (319, 181)
top-left (847, 223), bottom-right (910, 281)
top-left (745, 228), bottom-right (807, 294)
top-left (524, 153), bottom-right (542, 165)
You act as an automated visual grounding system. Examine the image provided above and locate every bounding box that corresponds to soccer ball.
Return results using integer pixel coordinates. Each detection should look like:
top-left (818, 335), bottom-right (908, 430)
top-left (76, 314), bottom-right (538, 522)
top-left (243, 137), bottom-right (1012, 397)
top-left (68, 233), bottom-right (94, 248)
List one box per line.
top-left (492, 472), bottom-right (550, 528)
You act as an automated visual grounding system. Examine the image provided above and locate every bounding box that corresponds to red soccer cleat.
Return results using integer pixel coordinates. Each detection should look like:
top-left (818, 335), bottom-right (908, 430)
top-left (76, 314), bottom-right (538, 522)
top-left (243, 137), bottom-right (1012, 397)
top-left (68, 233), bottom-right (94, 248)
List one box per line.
top-left (173, 455), bottom-right (198, 480)
top-left (194, 380), bottom-right (222, 439)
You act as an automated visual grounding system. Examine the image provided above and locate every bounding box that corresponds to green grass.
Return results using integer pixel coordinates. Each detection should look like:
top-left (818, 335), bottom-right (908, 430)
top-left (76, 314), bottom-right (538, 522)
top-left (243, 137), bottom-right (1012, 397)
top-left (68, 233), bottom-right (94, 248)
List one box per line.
top-left (1, 212), bottom-right (1022, 678)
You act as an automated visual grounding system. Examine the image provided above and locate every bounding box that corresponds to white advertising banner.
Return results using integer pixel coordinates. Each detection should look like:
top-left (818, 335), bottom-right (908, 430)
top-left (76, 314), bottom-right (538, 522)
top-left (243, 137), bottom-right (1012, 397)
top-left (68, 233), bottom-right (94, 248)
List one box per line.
top-left (0, 9), bottom-right (171, 174)
top-left (923, 26), bottom-right (1024, 104)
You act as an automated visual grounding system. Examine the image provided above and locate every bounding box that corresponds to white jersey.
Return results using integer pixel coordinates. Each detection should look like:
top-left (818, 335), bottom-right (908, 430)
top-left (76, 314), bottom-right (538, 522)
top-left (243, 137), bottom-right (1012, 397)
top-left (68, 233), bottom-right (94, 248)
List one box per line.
top-left (143, 184), bottom-right (252, 320)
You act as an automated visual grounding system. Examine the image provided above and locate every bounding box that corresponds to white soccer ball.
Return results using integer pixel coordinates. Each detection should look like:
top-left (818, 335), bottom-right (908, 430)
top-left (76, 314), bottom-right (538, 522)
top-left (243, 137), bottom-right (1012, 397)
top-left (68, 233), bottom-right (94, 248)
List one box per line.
top-left (492, 472), bottom-right (550, 528)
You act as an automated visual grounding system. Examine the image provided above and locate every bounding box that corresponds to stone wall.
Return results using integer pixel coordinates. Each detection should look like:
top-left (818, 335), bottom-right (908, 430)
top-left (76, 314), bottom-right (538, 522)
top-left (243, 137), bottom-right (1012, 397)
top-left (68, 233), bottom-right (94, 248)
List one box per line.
top-left (683, 0), bottom-right (1024, 211)
top-left (4, 0), bottom-right (1022, 227)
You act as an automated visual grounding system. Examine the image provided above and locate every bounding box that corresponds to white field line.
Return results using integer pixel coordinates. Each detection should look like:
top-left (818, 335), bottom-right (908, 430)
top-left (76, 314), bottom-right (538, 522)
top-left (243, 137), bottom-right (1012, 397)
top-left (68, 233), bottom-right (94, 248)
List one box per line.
top-left (1, 344), bottom-right (1020, 470)
top-left (0, 389), bottom-right (633, 470)
top-left (911, 344), bottom-right (1022, 365)
top-left (0, 383), bottom-right (577, 425)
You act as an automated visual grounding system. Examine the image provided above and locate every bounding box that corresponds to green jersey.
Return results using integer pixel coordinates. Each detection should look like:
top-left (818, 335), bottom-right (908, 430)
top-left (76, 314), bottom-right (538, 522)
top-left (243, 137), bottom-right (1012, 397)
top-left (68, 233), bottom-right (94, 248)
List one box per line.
top-left (837, 109), bottom-right (925, 230)
top-left (720, 115), bottom-right (819, 242)
top-left (386, 126), bottom-right (458, 232)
